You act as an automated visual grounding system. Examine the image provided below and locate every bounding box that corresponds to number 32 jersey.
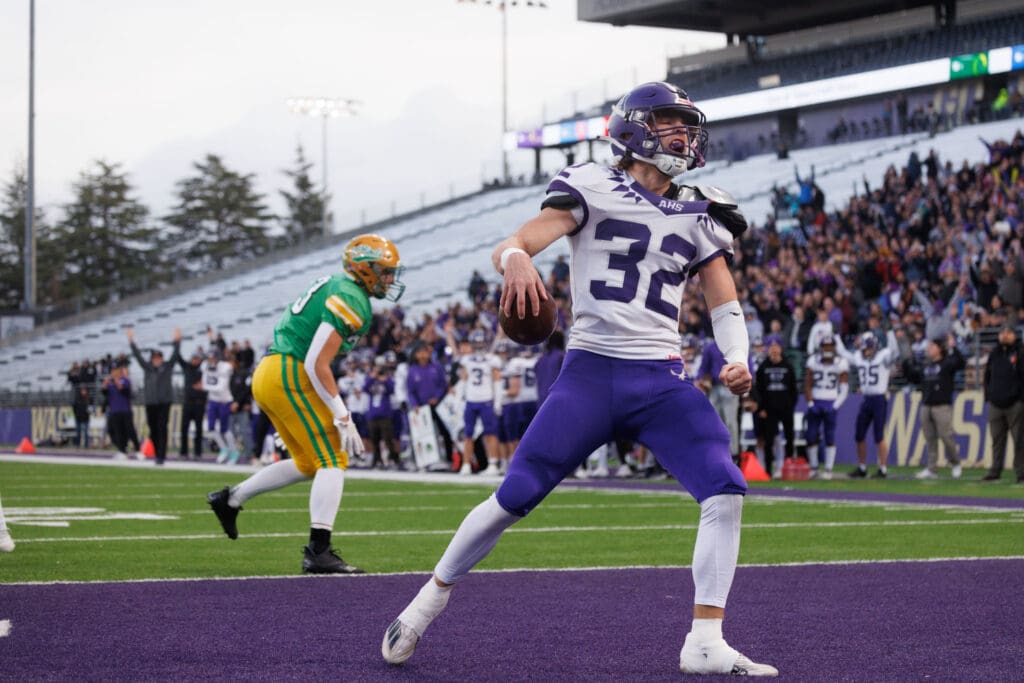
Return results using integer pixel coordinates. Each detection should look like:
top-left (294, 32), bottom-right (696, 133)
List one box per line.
top-left (546, 163), bottom-right (735, 360)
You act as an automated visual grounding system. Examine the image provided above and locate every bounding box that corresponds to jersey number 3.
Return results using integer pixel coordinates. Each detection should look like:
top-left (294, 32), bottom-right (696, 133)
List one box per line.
top-left (589, 218), bottom-right (696, 320)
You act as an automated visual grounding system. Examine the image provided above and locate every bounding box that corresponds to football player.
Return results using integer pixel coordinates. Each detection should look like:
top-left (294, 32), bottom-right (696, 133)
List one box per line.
top-left (501, 342), bottom-right (540, 472)
top-left (836, 330), bottom-right (900, 478)
top-left (446, 327), bottom-right (502, 475)
top-left (383, 82), bottom-right (776, 677)
top-left (202, 347), bottom-right (239, 464)
top-left (207, 234), bottom-right (404, 574)
top-left (0, 493), bottom-right (13, 552)
top-left (803, 334), bottom-right (850, 479)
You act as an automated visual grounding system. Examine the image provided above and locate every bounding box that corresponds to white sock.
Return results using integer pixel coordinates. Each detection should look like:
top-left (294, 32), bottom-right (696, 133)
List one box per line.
top-left (824, 446), bottom-right (836, 471)
top-left (806, 444), bottom-right (819, 469)
top-left (434, 493), bottom-right (520, 584)
top-left (209, 430), bottom-right (227, 454)
top-left (692, 494), bottom-right (742, 608)
top-left (309, 468), bottom-right (345, 529)
top-left (224, 430), bottom-right (238, 451)
top-left (690, 617), bottom-right (723, 643)
top-left (230, 459), bottom-right (308, 507)
top-left (398, 578), bottom-right (454, 635)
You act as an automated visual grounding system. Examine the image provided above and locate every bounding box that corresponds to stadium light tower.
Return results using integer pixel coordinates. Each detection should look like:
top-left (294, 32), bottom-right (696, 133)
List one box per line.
top-left (286, 97), bottom-right (361, 237)
top-left (24, 0), bottom-right (36, 312)
top-left (459, 0), bottom-right (548, 186)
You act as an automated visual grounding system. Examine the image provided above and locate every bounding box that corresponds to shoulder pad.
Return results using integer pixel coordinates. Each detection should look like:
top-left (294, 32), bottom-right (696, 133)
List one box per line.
top-left (675, 185), bottom-right (702, 202)
top-left (694, 185), bottom-right (738, 208)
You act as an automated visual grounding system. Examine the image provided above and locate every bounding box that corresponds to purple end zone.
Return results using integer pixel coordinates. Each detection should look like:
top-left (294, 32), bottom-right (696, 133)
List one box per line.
top-left (1, 560), bottom-right (1021, 681)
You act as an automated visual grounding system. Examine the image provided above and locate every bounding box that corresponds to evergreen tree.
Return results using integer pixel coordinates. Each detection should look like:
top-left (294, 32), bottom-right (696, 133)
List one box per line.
top-left (280, 145), bottom-right (330, 245)
top-left (163, 154), bottom-right (273, 271)
top-left (0, 164), bottom-right (57, 311)
top-left (51, 160), bottom-right (158, 307)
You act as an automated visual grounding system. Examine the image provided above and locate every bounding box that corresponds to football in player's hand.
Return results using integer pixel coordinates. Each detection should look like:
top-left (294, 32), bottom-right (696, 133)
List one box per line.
top-left (500, 292), bottom-right (556, 345)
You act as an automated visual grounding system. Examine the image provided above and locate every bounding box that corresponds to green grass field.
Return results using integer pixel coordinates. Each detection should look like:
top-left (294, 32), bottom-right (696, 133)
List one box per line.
top-left (1, 459), bottom-right (1022, 584)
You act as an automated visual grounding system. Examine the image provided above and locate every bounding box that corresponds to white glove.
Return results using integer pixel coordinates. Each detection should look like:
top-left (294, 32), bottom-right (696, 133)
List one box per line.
top-left (335, 416), bottom-right (364, 456)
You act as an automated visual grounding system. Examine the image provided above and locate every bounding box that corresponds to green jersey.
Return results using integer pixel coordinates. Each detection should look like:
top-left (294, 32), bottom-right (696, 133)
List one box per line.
top-left (269, 275), bottom-right (372, 359)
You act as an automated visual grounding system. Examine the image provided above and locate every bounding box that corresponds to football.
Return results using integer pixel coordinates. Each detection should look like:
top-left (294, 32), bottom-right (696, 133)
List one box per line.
top-left (499, 292), bottom-right (557, 345)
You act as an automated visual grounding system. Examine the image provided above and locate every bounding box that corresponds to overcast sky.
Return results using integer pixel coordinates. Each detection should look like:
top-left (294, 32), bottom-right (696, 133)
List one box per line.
top-left (0, 1), bottom-right (723, 231)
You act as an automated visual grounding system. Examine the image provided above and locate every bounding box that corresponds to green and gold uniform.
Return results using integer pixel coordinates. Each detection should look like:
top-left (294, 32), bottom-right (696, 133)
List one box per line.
top-left (252, 275), bottom-right (372, 475)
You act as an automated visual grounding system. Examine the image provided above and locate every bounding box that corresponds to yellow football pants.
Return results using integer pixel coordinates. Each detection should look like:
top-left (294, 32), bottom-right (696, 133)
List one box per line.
top-left (252, 354), bottom-right (348, 476)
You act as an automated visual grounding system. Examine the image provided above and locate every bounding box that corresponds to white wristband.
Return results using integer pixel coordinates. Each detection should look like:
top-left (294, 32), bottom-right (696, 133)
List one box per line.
top-left (499, 247), bottom-right (528, 272)
top-left (326, 394), bottom-right (350, 422)
top-left (710, 300), bottom-right (750, 367)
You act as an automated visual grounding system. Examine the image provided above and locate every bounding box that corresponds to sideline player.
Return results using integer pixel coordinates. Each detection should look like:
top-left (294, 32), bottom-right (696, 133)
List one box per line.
top-left (207, 234), bottom-right (404, 574)
top-left (382, 82), bottom-right (776, 677)
top-left (836, 330), bottom-right (899, 478)
top-left (804, 334), bottom-right (850, 479)
top-left (202, 348), bottom-right (239, 464)
top-left (446, 327), bottom-right (502, 475)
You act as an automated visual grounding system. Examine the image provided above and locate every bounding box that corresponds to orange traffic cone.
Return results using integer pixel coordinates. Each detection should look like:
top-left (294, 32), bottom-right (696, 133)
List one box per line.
top-left (140, 438), bottom-right (156, 458)
top-left (739, 450), bottom-right (770, 482)
top-left (15, 437), bottom-right (35, 454)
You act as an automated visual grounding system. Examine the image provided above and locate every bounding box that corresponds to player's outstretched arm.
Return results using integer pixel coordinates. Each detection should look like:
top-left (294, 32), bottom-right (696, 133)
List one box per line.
top-left (492, 207), bottom-right (575, 320)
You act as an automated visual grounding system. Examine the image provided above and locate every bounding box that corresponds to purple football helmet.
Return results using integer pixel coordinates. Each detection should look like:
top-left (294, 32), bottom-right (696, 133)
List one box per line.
top-left (607, 82), bottom-right (709, 176)
top-left (860, 332), bottom-right (878, 354)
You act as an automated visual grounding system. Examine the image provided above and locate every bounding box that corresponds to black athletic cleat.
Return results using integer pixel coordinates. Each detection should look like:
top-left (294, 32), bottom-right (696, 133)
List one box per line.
top-left (849, 467), bottom-right (868, 479)
top-left (870, 469), bottom-right (887, 479)
top-left (302, 545), bottom-right (365, 574)
top-left (207, 486), bottom-right (241, 540)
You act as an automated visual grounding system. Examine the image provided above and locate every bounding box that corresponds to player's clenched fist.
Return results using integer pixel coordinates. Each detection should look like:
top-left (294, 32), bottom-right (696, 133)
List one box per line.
top-left (719, 362), bottom-right (751, 396)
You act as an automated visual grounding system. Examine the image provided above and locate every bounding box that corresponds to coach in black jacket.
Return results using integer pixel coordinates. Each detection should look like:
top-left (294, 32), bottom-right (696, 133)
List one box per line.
top-left (903, 334), bottom-right (964, 479)
top-left (753, 335), bottom-right (798, 477)
top-left (128, 326), bottom-right (182, 466)
top-left (982, 325), bottom-right (1024, 482)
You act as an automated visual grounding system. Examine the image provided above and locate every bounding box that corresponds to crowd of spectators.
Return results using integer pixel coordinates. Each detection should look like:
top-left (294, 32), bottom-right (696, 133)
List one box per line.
top-left (59, 123), bottom-right (1024, 468)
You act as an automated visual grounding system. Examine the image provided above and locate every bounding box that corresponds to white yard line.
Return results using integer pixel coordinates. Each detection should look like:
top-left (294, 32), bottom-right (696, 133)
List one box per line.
top-left (4, 555), bottom-right (1023, 587)
top-left (8, 516), bottom-right (1021, 544)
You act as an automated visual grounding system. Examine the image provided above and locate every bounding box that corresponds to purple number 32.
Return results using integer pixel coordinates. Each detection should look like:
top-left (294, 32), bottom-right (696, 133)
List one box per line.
top-left (589, 218), bottom-right (696, 320)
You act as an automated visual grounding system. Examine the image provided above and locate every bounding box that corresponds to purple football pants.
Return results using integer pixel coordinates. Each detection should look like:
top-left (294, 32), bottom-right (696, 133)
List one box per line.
top-left (496, 350), bottom-right (747, 516)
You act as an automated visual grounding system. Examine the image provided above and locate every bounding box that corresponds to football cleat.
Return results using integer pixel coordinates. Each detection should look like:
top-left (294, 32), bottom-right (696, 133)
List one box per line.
top-left (915, 468), bottom-right (938, 480)
top-left (870, 469), bottom-right (888, 479)
top-left (382, 619), bottom-right (420, 665)
top-left (951, 465), bottom-right (963, 479)
top-left (0, 529), bottom-right (14, 553)
top-left (382, 580), bottom-right (452, 665)
top-left (680, 634), bottom-right (777, 677)
top-left (848, 467), bottom-right (867, 479)
top-left (301, 545), bottom-right (364, 574)
top-left (207, 486), bottom-right (241, 540)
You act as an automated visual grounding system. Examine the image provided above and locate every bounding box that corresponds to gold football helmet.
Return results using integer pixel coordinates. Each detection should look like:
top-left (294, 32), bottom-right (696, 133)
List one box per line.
top-left (343, 234), bottom-right (405, 301)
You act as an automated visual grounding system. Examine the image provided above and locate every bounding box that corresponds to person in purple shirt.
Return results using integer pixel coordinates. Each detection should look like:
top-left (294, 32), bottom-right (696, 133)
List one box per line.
top-left (533, 330), bottom-right (565, 406)
top-left (365, 362), bottom-right (399, 469)
top-left (406, 343), bottom-right (454, 463)
top-left (697, 340), bottom-right (740, 459)
top-left (102, 363), bottom-right (142, 461)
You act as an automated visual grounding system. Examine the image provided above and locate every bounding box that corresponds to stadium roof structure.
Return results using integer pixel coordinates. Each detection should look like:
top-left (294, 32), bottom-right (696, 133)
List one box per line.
top-left (577, 0), bottom-right (948, 36)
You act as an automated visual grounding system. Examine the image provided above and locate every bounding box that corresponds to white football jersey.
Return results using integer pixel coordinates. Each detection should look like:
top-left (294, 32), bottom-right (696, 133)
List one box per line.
top-left (836, 333), bottom-right (899, 396)
top-left (806, 355), bottom-right (850, 402)
top-left (461, 353), bottom-right (501, 403)
top-left (548, 163), bottom-right (735, 360)
top-left (202, 360), bottom-right (234, 403)
top-left (507, 355), bottom-right (539, 403)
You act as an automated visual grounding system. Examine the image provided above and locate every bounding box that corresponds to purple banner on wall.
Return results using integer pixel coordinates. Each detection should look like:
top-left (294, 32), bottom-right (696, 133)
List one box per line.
top-left (0, 409), bottom-right (32, 445)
